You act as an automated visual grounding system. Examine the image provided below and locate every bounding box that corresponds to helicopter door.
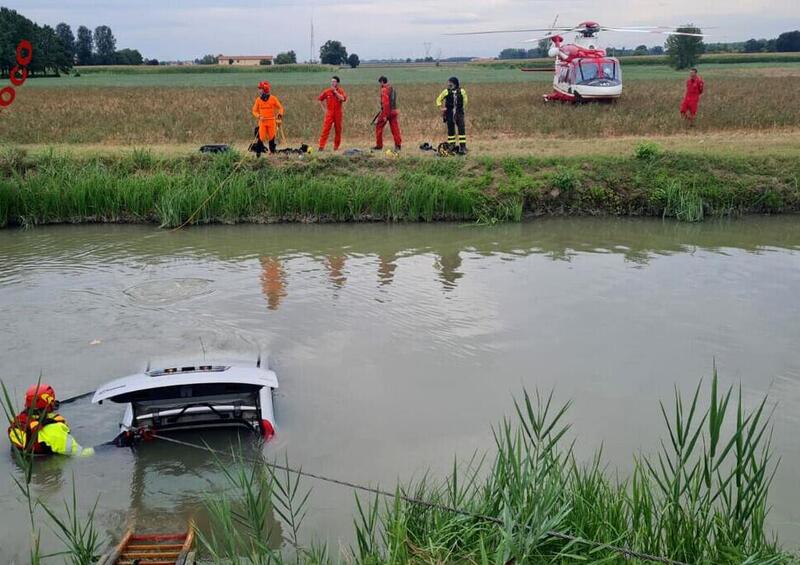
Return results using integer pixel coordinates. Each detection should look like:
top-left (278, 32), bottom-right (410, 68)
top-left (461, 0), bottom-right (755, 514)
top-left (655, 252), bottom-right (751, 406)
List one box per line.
top-left (557, 65), bottom-right (570, 87)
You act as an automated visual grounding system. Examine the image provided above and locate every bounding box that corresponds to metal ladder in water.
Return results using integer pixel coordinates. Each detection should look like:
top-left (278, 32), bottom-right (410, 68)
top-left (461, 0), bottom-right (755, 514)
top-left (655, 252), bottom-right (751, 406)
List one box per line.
top-left (97, 526), bottom-right (195, 565)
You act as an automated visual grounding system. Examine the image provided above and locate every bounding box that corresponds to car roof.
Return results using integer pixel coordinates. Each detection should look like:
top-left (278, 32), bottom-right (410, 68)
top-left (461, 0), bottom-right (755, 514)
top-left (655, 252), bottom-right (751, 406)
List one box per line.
top-left (92, 364), bottom-right (279, 404)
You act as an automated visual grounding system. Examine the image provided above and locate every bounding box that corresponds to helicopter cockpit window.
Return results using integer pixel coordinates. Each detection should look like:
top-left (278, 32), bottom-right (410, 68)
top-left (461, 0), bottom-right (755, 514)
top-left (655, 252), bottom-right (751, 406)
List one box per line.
top-left (580, 63), bottom-right (599, 81)
top-left (578, 60), bottom-right (618, 82)
top-left (600, 61), bottom-right (617, 79)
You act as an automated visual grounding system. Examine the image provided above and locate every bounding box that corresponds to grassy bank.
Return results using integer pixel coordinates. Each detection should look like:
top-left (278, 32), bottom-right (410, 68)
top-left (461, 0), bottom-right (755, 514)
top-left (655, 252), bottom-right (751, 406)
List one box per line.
top-left (1, 147), bottom-right (799, 227)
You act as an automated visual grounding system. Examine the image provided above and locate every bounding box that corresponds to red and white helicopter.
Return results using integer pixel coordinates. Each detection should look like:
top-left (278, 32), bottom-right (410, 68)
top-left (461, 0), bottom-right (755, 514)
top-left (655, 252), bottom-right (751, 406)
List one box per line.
top-left (451, 21), bottom-right (706, 102)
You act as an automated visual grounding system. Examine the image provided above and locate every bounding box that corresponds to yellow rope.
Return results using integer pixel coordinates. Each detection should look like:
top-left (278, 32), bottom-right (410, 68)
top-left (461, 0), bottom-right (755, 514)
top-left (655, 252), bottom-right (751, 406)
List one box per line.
top-left (170, 155), bottom-right (248, 232)
top-left (278, 121), bottom-right (288, 146)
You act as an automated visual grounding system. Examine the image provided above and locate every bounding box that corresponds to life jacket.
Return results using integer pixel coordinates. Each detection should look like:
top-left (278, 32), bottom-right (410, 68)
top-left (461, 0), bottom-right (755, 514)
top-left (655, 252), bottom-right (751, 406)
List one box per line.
top-left (441, 88), bottom-right (466, 112)
top-left (7, 412), bottom-right (66, 454)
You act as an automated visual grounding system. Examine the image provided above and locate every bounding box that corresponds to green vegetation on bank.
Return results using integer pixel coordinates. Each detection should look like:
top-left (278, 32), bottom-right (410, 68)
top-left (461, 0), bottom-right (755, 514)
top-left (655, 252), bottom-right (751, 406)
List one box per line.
top-left (1, 147), bottom-right (799, 228)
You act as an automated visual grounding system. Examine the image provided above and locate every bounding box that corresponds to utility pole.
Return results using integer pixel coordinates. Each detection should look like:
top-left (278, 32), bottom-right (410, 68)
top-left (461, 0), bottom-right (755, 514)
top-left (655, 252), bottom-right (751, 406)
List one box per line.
top-left (424, 42), bottom-right (432, 59)
top-left (310, 12), bottom-right (315, 63)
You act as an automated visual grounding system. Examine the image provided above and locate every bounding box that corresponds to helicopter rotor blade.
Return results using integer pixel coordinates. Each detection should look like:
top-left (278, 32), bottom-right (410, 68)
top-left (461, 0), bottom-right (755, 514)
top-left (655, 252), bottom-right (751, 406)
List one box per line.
top-left (521, 32), bottom-right (565, 43)
top-left (602, 27), bottom-right (709, 37)
top-left (660, 30), bottom-right (709, 37)
top-left (444, 27), bottom-right (573, 36)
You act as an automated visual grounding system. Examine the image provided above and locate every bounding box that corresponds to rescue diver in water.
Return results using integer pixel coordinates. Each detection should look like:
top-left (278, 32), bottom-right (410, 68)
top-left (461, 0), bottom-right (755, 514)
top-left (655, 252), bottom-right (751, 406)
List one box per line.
top-left (436, 77), bottom-right (469, 154)
top-left (251, 81), bottom-right (285, 155)
top-left (7, 384), bottom-right (94, 457)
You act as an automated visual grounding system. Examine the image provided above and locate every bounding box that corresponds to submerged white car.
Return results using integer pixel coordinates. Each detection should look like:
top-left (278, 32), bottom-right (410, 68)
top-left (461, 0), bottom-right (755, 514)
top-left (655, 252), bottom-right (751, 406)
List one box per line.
top-left (92, 359), bottom-right (278, 444)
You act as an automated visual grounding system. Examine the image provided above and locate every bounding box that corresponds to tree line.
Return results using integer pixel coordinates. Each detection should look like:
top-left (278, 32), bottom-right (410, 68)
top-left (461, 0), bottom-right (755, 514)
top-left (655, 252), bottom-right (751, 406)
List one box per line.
top-left (194, 40), bottom-right (360, 68)
top-left (498, 29), bottom-right (800, 62)
top-left (743, 31), bottom-right (800, 53)
top-left (1, 7), bottom-right (147, 77)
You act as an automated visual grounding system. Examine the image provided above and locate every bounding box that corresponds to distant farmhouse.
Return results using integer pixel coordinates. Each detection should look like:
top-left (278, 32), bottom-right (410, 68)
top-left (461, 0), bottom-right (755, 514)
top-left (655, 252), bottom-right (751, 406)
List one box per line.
top-left (218, 55), bottom-right (273, 66)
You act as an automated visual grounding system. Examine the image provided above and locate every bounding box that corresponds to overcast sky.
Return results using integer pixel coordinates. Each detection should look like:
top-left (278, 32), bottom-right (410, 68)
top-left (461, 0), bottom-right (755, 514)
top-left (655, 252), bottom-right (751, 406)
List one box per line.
top-left (9, 0), bottom-right (799, 60)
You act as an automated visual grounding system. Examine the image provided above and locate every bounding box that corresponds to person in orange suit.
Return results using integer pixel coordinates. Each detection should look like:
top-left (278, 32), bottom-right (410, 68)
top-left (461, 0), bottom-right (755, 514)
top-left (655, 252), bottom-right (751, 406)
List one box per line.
top-left (260, 257), bottom-right (287, 311)
top-left (680, 68), bottom-right (704, 125)
top-left (252, 81), bottom-right (284, 154)
top-left (317, 76), bottom-right (347, 151)
top-left (373, 76), bottom-right (401, 151)
top-left (325, 255), bottom-right (347, 290)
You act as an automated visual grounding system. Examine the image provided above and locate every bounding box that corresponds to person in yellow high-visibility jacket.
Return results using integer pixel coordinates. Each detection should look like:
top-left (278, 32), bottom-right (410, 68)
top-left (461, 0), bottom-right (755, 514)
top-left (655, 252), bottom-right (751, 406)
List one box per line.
top-left (7, 384), bottom-right (94, 457)
top-left (436, 76), bottom-right (469, 154)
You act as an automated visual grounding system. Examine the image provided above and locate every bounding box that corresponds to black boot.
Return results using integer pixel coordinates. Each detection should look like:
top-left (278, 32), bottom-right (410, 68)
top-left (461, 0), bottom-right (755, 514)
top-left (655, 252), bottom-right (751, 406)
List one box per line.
top-left (254, 139), bottom-right (266, 157)
top-left (268, 139), bottom-right (277, 154)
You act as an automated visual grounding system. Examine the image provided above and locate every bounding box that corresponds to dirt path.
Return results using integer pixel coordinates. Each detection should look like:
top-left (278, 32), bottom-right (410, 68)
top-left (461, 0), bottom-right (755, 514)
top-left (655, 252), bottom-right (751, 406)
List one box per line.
top-left (12, 129), bottom-right (800, 159)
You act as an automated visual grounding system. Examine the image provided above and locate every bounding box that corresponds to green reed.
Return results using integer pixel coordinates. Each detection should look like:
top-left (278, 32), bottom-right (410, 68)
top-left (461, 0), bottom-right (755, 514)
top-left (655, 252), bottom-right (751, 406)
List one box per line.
top-left (196, 369), bottom-right (790, 564)
top-left (1, 148), bottom-right (799, 228)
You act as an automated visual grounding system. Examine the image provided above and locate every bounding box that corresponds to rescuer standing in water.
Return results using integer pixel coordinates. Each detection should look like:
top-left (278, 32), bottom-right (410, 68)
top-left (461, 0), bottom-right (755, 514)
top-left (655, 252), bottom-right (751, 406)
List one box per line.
top-left (317, 75), bottom-right (348, 151)
top-left (680, 68), bottom-right (704, 125)
top-left (373, 76), bottom-right (402, 152)
top-left (252, 81), bottom-right (285, 154)
top-left (7, 384), bottom-right (94, 457)
top-left (436, 76), bottom-right (469, 154)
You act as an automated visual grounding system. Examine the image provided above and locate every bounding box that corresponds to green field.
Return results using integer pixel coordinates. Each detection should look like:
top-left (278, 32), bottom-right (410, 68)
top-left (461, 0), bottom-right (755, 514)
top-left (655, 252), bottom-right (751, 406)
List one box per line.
top-left (480, 51), bottom-right (800, 69)
top-left (21, 61), bottom-right (800, 88)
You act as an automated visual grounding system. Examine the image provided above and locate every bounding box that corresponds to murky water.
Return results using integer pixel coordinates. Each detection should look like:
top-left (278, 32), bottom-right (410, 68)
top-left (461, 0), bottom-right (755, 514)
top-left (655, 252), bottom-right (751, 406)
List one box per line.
top-left (2, 218), bottom-right (800, 560)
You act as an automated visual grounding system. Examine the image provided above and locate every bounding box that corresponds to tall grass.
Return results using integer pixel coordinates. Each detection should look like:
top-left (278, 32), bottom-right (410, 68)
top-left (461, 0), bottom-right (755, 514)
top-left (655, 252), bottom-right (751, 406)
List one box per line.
top-left (1, 149), bottom-right (799, 227)
top-left (195, 370), bottom-right (789, 563)
top-left (348, 371), bottom-right (788, 564)
top-left (4, 75), bottom-right (800, 144)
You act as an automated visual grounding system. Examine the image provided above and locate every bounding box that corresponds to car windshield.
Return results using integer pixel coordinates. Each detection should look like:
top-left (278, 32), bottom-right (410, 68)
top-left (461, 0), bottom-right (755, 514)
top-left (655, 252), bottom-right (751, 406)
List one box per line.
top-left (579, 60), bottom-right (618, 82)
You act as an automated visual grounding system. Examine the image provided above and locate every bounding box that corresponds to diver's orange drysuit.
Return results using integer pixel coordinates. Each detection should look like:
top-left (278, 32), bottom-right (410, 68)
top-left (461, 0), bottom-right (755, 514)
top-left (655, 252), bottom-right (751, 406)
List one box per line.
top-left (252, 94), bottom-right (284, 145)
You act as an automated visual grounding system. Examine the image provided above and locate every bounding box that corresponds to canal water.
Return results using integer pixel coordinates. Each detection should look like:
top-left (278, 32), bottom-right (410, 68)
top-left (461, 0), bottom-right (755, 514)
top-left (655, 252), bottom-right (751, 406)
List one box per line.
top-left (1, 218), bottom-right (799, 560)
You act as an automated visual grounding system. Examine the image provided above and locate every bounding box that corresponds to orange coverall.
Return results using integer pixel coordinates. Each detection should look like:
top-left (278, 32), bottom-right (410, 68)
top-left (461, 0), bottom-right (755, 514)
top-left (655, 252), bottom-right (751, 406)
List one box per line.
top-left (318, 86), bottom-right (347, 150)
top-left (375, 84), bottom-right (401, 149)
top-left (252, 94), bottom-right (284, 142)
top-left (680, 76), bottom-right (704, 118)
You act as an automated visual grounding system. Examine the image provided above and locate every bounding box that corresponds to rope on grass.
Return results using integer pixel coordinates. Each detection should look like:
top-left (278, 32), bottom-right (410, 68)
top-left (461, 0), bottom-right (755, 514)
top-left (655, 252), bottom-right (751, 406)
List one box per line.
top-left (171, 155), bottom-right (249, 232)
top-left (151, 433), bottom-right (688, 565)
top-left (277, 121), bottom-right (288, 146)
